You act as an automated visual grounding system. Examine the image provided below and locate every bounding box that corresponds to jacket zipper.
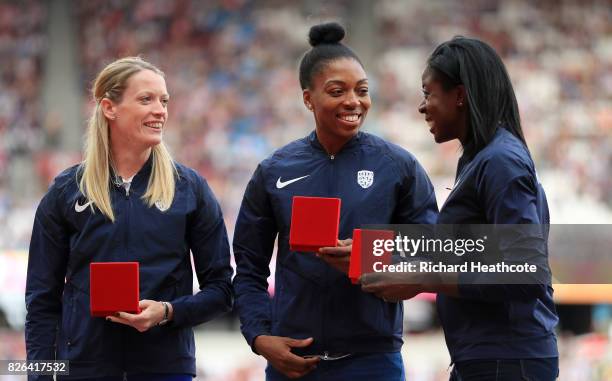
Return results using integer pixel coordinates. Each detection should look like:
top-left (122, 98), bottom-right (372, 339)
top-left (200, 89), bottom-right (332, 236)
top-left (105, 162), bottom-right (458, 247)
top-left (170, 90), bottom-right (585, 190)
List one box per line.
top-left (125, 190), bottom-right (130, 258)
top-left (322, 153), bottom-right (337, 352)
top-left (122, 183), bottom-right (130, 257)
top-left (329, 154), bottom-right (336, 193)
top-left (121, 183), bottom-right (130, 372)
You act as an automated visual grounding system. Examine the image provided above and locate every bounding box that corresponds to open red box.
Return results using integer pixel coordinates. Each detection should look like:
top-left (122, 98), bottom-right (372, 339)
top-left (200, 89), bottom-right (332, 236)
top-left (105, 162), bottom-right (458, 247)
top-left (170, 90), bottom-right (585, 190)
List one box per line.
top-left (289, 196), bottom-right (341, 252)
top-left (90, 262), bottom-right (140, 317)
top-left (349, 229), bottom-right (395, 284)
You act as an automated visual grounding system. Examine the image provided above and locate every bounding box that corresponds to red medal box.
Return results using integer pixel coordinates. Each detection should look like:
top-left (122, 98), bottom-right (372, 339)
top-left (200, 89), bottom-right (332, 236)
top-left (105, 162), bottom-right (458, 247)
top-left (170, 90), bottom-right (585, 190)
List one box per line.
top-left (289, 196), bottom-right (341, 252)
top-left (349, 229), bottom-right (395, 284)
top-left (90, 262), bottom-right (140, 317)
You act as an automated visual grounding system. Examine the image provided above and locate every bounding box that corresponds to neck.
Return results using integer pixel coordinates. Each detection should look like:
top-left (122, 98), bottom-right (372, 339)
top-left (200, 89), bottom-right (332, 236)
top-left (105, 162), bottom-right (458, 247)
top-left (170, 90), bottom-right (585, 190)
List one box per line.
top-left (315, 128), bottom-right (356, 156)
top-left (457, 112), bottom-right (469, 146)
top-left (110, 145), bottom-right (152, 179)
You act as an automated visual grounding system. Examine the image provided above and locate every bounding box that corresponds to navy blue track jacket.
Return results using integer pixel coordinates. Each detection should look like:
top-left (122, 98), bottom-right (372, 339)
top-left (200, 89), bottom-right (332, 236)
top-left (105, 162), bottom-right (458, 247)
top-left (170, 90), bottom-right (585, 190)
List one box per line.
top-left (26, 158), bottom-right (233, 380)
top-left (233, 131), bottom-right (438, 356)
top-left (437, 127), bottom-right (559, 362)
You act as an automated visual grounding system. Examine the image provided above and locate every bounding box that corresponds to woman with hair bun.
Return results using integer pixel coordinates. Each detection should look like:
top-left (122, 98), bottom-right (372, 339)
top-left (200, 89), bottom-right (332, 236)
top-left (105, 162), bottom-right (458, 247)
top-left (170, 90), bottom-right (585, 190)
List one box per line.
top-left (26, 57), bottom-right (233, 380)
top-left (233, 22), bottom-right (437, 380)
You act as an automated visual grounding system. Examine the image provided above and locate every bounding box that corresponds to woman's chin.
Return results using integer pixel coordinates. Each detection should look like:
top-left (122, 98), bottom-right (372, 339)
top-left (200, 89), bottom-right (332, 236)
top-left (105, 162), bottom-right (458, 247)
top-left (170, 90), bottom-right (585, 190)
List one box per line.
top-left (337, 123), bottom-right (361, 137)
top-left (144, 137), bottom-right (163, 148)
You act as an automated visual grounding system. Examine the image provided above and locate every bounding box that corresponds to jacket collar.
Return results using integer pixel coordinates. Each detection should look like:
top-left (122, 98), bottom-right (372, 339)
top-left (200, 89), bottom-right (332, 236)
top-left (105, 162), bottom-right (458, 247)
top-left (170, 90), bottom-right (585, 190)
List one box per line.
top-left (307, 130), bottom-right (363, 155)
top-left (457, 125), bottom-right (511, 177)
top-left (133, 154), bottom-right (154, 186)
top-left (110, 153), bottom-right (154, 190)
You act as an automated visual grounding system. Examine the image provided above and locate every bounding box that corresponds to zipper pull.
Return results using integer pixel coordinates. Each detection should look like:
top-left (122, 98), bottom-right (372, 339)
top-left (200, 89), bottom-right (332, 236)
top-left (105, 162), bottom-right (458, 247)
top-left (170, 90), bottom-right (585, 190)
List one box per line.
top-left (121, 182), bottom-right (129, 197)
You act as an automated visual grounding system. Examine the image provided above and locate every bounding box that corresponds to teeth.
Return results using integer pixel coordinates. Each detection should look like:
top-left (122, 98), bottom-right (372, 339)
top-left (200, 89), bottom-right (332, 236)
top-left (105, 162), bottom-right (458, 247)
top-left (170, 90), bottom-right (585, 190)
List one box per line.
top-left (145, 122), bottom-right (163, 129)
top-left (339, 114), bottom-right (359, 122)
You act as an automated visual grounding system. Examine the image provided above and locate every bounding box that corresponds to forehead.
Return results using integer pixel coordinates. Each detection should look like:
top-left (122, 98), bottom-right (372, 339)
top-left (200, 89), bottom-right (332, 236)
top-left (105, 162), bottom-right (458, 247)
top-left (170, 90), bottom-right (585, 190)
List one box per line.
top-left (313, 57), bottom-right (367, 86)
top-left (421, 68), bottom-right (435, 85)
top-left (124, 69), bottom-right (167, 94)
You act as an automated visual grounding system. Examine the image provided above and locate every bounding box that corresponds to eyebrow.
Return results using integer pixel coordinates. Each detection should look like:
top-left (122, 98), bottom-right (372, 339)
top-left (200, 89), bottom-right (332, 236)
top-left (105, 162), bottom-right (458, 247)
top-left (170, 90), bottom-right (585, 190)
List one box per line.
top-left (325, 79), bottom-right (369, 86)
top-left (136, 90), bottom-right (170, 98)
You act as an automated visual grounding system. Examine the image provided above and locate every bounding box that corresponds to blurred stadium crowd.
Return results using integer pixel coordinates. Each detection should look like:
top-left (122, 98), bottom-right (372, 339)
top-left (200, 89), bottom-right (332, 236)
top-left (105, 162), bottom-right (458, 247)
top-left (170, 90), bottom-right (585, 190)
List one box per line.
top-left (0, 0), bottom-right (611, 379)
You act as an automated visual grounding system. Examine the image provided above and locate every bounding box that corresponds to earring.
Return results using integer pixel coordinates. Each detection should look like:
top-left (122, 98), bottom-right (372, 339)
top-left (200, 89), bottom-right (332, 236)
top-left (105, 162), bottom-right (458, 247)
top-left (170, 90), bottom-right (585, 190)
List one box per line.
top-left (458, 102), bottom-right (463, 106)
top-left (307, 104), bottom-right (312, 110)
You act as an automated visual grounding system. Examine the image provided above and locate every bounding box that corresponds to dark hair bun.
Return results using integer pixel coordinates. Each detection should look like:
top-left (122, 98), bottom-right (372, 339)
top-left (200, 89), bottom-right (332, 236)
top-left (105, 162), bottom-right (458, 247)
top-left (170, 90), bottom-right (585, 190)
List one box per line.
top-left (308, 22), bottom-right (345, 47)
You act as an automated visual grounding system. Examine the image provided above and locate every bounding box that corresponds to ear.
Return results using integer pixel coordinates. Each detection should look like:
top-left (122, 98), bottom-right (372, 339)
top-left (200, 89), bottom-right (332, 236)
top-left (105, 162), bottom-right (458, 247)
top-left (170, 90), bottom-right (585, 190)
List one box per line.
top-left (456, 85), bottom-right (466, 107)
top-left (100, 98), bottom-right (117, 121)
top-left (303, 89), bottom-right (313, 112)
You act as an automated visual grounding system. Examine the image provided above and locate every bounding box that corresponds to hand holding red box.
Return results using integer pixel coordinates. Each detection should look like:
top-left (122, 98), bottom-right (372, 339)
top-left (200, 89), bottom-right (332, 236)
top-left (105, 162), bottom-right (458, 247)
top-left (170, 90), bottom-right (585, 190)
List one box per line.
top-left (289, 196), bottom-right (341, 252)
top-left (90, 262), bottom-right (140, 317)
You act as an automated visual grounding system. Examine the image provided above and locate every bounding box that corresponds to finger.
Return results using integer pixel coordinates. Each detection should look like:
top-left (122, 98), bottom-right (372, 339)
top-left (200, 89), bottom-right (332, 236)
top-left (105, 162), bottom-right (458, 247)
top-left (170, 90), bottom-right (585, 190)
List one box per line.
top-left (301, 360), bottom-right (319, 376)
top-left (359, 272), bottom-right (377, 285)
top-left (286, 337), bottom-right (313, 348)
top-left (116, 311), bottom-right (139, 322)
top-left (284, 352), bottom-right (320, 369)
top-left (301, 356), bottom-right (320, 366)
top-left (138, 299), bottom-right (155, 309)
top-left (361, 281), bottom-right (384, 291)
top-left (337, 238), bottom-right (353, 246)
top-left (288, 362), bottom-right (319, 378)
top-left (361, 282), bottom-right (382, 292)
top-left (358, 273), bottom-right (368, 284)
top-left (360, 272), bottom-right (390, 285)
top-left (318, 247), bottom-right (350, 256)
top-left (287, 369), bottom-right (314, 379)
top-left (106, 316), bottom-right (133, 327)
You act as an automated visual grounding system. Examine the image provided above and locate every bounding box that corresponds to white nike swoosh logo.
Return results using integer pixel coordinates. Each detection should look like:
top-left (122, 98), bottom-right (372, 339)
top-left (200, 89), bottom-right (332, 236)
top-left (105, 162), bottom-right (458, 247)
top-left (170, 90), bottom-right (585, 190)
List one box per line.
top-left (75, 200), bottom-right (92, 213)
top-left (276, 175), bottom-right (309, 189)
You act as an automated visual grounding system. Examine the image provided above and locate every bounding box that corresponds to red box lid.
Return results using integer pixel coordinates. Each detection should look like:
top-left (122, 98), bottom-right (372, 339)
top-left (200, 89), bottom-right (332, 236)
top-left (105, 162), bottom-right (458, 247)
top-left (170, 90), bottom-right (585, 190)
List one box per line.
top-left (289, 196), bottom-right (341, 252)
top-left (349, 229), bottom-right (395, 284)
top-left (90, 262), bottom-right (140, 317)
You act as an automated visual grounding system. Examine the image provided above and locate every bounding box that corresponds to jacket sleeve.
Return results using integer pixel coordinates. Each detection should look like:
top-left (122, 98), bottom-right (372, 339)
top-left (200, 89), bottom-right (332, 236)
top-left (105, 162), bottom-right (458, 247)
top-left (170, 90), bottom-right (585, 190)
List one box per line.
top-left (170, 173), bottom-right (233, 327)
top-left (458, 156), bottom-right (550, 302)
top-left (393, 157), bottom-right (439, 224)
top-left (25, 181), bottom-right (70, 381)
top-left (232, 164), bottom-right (278, 352)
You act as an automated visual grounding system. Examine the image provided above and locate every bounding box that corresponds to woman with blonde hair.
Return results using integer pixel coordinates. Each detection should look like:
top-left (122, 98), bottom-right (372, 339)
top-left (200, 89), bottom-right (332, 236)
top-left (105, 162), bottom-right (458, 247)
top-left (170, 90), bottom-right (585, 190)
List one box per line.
top-left (26, 57), bottom-right (233, 381)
